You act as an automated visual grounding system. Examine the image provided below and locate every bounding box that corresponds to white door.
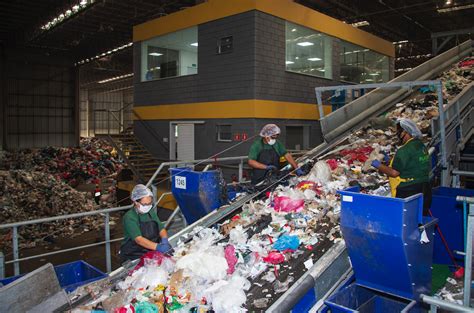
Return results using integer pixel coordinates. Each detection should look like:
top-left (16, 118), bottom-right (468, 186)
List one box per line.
top-left (176, 123), bottom-right (195, 161)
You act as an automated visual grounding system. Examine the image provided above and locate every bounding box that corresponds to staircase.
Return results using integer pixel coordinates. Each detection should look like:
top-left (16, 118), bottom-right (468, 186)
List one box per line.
top-left (106, 127), bottom-right (164, 183)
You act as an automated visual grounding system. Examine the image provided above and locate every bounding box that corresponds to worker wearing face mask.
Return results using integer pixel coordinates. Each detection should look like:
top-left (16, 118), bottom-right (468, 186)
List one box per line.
top-left (119, 184), bottom-right (171, 262)
top-left (372, 118), bottom-right (432, 215)
top-left (248, 124), bottom-right (303, 185)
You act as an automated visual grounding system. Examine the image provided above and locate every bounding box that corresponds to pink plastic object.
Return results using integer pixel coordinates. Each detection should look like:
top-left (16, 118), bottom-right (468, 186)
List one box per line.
top-left (263, 251), bottom-right (285, 264)
top-left (114, 304), bottom-right (135, 313)
top-left (224, 245), bottom-right (238, 274)
top-left (273, 196), bottom-right (304, 212)
top-left (131, 251), bottom-right (170, 273)
top-left (326, 159), bottom-right (339, 170)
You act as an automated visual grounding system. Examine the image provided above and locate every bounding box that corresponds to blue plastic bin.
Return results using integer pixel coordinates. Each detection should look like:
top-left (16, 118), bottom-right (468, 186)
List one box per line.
top-left (170, 167), bottom-right (223, 224)
top-left (0, 260), bottom-right (106, 293)
top-left (325, 284), bottom-right (414, 313)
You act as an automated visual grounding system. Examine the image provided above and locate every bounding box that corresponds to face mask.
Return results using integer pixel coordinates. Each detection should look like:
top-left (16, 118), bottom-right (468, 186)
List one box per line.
top-left (137, 203), bottom-right (153, 214)
top-left (267, 138), bottom-right (276, 145)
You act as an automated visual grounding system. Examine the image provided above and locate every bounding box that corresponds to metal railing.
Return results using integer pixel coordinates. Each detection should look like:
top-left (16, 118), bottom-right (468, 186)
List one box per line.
top-left (0, 151), bottom-right (313, 278)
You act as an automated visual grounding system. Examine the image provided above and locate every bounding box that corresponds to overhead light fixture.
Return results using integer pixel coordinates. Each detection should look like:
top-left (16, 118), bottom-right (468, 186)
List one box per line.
top-left (297, 42), bottom-right (314, 46)
top-left (369, 73), bottom-right (380, 76)
top-left (291, 28), bottom-right (297, 32)
top-left (446, 0), bottom-right (452, 4)
top-left (316, 68), bottom-right (325, 72)
top-left (98, 73), bottom-right (133, 84)
top-left (438, 3), bottom-right (474, 12)
top-left (75, 42), bottom-right (133, 66)
top-left (285, 61), bottom-right (294, 65)
top-left (392, 40), bottom-right (408, 44)
top-left (190, 42), bottom-right (198, 46)
top-left (40, 0), bottom-right (95, 31)
top-left (308, 57), bottom-right (322, 61)
top-left (149, 52), bottom-right (163, 56)
top-left (351, 21), bottom-right (370, 27)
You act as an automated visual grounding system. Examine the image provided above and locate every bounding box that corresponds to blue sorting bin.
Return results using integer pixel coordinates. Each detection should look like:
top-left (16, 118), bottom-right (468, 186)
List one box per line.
top-left (170, 167), bottom-right (223, 224)
top-left (430, 187), bottom-right (474, 265)
top-left (0, 260), bottom-right (106, 293)
top-left (325, 284), bottom-right (415, 313)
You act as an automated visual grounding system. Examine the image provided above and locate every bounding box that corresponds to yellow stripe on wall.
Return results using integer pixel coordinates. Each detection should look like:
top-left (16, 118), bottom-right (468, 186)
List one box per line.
top-left (133, 99), bottom-right (332, 121)
top-left (133, 0), bottom-right (394, 57)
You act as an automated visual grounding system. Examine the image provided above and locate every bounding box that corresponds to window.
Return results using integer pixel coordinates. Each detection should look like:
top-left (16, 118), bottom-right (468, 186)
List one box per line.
top-left (141, 26), bottom-right (198, 81)
top-left (285, 22), bottom-right (332, 79)
top-left (340, 41), bottom-right (389, 83)
top-left (216, 125), bottom-right (232, 142)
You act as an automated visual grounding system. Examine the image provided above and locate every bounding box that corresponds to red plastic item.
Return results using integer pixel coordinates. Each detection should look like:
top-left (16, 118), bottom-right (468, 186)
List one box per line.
top-left (459, 59), bottom-right (474, 68)
top-left (114, 304), bottom-right (135, 313)
top-left (131, 251), bottom-right (171, 274)
top-left (224, 245), bottom-right (238, 274)
top-left (340, 146), bottom-right (374, 164)
top-left (326, 159), bottom-right (339, 171)
top-left (273, 196), bottom-right (305, 212)
top-left (263, 251), bottom-right (285, 264)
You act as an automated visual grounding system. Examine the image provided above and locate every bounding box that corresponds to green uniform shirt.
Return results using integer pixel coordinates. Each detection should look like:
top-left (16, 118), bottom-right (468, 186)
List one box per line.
top-left (392, 138), bottom-right (430, 188)
top-left (122, 209), bottom-right (164, 242)
top-left (248, 138), bottom-right (287, 161)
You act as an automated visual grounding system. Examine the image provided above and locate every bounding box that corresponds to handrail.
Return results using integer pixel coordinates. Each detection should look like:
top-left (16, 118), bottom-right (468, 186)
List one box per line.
top-left (132, 110), bottom-right (169, 152)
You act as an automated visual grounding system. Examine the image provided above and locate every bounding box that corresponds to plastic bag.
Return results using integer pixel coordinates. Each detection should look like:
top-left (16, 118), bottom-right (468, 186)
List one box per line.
top-left (229, 225), bottom-right (248, 246)
top-left (273, 234), bottom-right (300, 251)
top-left (326, 159), bottom-right (339, 170)
top-left (261, 270), bottom-right (276, 283)
top-left (114, 304), bottom-right (135, 313)
top-left (224, 245), bottom-right (238, 274)
top-left (134, 301), bottom-right (158, 313)
top-left (263, 252), bottom-right (285, 264)
top-left (206, 275), bottom-right (250, 313)
top-left (273, 276), bottom-right (294, 293)
top-left (131, 262), bottom-right (169, 289)
top-left (176, 250), bottom-right (228, 282)
top-left (273, 196), bottom-right (304, 212)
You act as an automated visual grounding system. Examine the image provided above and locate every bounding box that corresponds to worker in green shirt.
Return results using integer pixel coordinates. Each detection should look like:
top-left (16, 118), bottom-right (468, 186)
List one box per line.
top-left (119, 184), bottom-right (171, 262)
top-left (372, 118), bottom-right (432, 215)
top-left (248, 124), bottom-right (303, 185)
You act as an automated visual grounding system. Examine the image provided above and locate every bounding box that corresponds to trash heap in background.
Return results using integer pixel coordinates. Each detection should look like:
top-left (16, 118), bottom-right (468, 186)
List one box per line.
top-left (0, 137), bottom-right (124, 249)
top-left (72, 58), bottom-right (473, 312)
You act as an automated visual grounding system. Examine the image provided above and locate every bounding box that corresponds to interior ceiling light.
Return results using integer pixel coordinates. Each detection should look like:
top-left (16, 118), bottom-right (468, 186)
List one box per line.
top-left (445, 0), bottom-right (452, 4)
top-left (438, 3), bottom-right (474, 12)
top-left (149, 52), bottom-right (163, 56)
top-left (395, 67), bottom-right (413, 72)
top-left (40, 0), bottom-right (95, 31)
top-left (297, 42), bottom-right (313, 46)
top-left (75, 42), bottom-right (133, 66)
top-left (190, 42), bottom-right (198, 46)
top-left (291, 28), bottom-right (297, 32)
top-left (392, 40), bottom-right (408, 44)
top-left (285, 61), bottom-right (294, 64)
top-left (98, 73), bottom-right (133, 84)
top-left (396, 54), bottom-right (432, 61)
top-left (351, 21), bottom-right (370, 28)
top-left (308, 57), bottom-right (322, 61)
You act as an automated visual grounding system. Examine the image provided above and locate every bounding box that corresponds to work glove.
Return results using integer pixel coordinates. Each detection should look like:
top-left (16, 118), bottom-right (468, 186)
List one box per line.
top-left (295, 168), bottom-right (305, 176)
top-left (266, 165), bottom-right (278, 172)
top-left (371, 160), bottom-right (381, 169)
top-left (156, 238), bottom-right (173, 254)
top-left (382, 152), bottom-right (390, 164)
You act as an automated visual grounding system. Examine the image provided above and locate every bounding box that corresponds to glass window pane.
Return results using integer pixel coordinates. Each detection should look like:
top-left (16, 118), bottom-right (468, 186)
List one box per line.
top-left (339, 41), bottom-right (389, 83)
top-left (285, 22), bottom-right (332, 79)
top-left (217, 125), bottom-right (232, 142)
top-left (141, 26), bottom-right (198, 81)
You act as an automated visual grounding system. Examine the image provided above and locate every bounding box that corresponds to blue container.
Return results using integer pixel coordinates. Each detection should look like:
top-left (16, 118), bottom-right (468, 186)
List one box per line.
top-left (338, 187), bottom-right (435, 300)
top-left (431, 187), bottom-right (474, 265)
top-left (0, 260), bottom-right (106, 293)
top-left (170, 167), bottom-right (223, 224)
top-left (325, 284), bottom-right (415, 313)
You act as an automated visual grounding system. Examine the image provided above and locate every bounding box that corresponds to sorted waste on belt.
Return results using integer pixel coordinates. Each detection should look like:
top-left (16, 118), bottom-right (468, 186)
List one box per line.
top-left (71, 58), bottom-right (472, 312)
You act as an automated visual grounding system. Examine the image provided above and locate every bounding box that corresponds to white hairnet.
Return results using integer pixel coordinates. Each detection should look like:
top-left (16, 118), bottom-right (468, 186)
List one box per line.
top-left (259, 124), bottom-right (281, 137)
top-left (398, 118), bottom-right (422, 139)
top-left (131, 184), bottom-right (153, 201)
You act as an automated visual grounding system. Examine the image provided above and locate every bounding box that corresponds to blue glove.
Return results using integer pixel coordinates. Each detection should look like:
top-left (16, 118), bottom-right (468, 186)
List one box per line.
top-left (156, 238), bottom-right (172, 253)
top-left (266, 165), bottom-right (278, 171)
top-left (382, 152), bottom-right (390, 164)
top-left (371, 160), bottom-right (381, 169)
top-left (295, 168), bottom-right (305, 176)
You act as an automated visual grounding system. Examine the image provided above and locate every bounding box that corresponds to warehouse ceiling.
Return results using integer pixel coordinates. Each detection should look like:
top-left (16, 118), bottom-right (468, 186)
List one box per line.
top-left (0, 0), bottom-right (473, 85)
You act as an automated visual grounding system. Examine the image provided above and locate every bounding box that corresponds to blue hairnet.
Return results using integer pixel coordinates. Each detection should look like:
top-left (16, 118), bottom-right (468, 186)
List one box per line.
top-left (398, 118), bottom-right (422, 139)
top-left (131, 184), bottom-right (153, 201)
top-left (259, 124), bottom-right (281, 137)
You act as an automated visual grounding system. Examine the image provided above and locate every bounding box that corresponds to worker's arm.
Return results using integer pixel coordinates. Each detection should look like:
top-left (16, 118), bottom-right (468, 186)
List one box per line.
top-left (248, 159), bottom-right (268, 170)
top-left (284, 153), bottom-right (299, 170)
top-left (134, 236), bottom-right (159, 250)
top-left (377, 164), bottom-right (400, 178)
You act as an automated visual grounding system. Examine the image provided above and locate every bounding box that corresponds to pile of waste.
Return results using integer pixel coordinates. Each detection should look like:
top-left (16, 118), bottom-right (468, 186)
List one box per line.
top-left (72, 58), bottom-right (472, 311)
top-left (0, 137), bottom-right (123, 187)
top-left (0, 170), bottom-right (118, 249)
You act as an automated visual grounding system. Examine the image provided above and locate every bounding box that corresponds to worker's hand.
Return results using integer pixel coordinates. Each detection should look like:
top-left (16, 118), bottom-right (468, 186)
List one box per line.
top-left (371, 160), bottom-right (381, 169)
top-left (382, 152), bottom-right (390, 164)
top-left (156, 238), bottom-right (172, 254)
top-left (295, 168), bottom-right (305, 176)
top-left (266, 165), bottom-right (278, 172)
top-left (160, 229), bottom-right (168, 238)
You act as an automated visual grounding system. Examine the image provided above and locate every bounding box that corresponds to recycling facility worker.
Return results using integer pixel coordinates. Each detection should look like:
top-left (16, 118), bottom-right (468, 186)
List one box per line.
top-left (119, 184), bottom-right (172, 262)
top-left (371, 118), bottom-right (432, 215)
top-left (248, 124), bottom-right (304, 185)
